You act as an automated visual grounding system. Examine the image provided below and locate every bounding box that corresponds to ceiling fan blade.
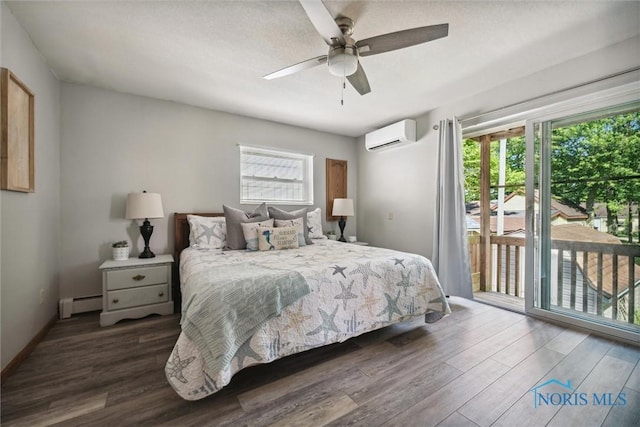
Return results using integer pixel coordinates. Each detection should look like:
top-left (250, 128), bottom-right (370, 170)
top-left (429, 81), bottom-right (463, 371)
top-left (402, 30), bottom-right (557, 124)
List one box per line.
top-left (299, 0), bottom-right (345, 46)
top-left (263, 55), bottom-right (328, 80)
top-left (357, 23), bottom-right (449, 57)
top-left (347, 62), bottom-right (371, 95)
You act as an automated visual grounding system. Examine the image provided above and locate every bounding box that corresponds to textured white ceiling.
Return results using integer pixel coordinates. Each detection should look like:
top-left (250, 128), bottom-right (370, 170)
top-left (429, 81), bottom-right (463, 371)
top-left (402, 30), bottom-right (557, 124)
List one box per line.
top-left (6, 1), bottom-right (639, 137)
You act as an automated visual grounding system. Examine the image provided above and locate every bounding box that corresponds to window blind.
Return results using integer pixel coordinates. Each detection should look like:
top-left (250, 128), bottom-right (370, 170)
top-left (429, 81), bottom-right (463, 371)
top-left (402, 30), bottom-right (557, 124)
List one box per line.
top-left (239, 145), bottom-right (313, 205)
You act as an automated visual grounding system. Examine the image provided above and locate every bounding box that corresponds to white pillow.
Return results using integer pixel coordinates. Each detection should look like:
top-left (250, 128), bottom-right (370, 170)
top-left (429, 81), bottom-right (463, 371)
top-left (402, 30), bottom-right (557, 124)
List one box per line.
top-left (258, 226), bottom-right (300, 251)
top-left (274, 218), bottom-right (306, 247)
top-left (306, 208), bottom-right (325, 239)
top-left (187, 215), bottom-right (227, 249)
top-left (240, 219), bottom-right (275, 251)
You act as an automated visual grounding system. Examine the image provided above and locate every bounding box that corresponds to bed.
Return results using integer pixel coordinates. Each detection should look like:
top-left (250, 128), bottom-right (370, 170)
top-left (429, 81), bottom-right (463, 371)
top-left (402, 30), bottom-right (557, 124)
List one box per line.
top-left (166, 211), bottom-right (450, 400)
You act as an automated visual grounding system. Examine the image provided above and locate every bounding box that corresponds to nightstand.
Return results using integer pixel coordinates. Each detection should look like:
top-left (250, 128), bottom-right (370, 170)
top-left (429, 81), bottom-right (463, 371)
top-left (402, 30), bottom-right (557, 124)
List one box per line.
top-left (99, 254), bottom-right (174, 327)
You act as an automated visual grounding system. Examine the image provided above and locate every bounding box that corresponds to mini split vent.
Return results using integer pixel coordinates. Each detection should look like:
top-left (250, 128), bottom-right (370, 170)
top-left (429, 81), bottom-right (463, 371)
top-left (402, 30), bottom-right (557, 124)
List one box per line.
top-left (365, 119), bottom-right (417, 151)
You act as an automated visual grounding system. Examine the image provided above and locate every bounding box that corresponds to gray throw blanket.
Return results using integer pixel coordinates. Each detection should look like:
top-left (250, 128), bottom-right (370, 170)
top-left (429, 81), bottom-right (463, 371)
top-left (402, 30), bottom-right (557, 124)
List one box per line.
top-left (181, 262), bottom-right (310, 375)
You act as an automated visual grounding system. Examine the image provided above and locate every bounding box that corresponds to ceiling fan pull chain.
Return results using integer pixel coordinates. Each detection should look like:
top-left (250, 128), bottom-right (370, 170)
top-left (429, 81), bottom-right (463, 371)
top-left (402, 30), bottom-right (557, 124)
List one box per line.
top-left (341, 74), bottom-right (346, 106)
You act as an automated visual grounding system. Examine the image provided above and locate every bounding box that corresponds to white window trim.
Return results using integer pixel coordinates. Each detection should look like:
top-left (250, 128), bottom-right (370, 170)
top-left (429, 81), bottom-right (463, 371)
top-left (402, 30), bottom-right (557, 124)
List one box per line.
top-left (239, 145), bottom-right (314, 205)
top-left (461, 68), bottom-right (639, 139)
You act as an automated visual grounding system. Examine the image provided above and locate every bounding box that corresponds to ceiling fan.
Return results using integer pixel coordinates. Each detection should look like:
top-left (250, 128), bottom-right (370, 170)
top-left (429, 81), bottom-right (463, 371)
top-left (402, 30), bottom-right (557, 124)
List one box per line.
top-left (263, 0), bottom-right (449, 96)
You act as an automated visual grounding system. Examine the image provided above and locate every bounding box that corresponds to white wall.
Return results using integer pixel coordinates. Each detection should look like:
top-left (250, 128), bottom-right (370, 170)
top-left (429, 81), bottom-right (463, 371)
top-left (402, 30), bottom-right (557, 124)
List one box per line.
top-left (1, 2), bottom-right (61, 370)
top-left (357, 36), bottom-right (640, 259)
top-left (60, 84), bottom-right (357, 299)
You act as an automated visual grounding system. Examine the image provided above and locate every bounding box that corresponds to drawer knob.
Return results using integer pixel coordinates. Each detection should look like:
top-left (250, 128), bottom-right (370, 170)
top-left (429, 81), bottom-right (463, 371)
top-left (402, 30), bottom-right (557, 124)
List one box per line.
top-left (112, 298), bottom-right (119, 304)
top-left (132, 274), bottom-right (146, 281)
top-left (158, 292), bottom-right (164, 297)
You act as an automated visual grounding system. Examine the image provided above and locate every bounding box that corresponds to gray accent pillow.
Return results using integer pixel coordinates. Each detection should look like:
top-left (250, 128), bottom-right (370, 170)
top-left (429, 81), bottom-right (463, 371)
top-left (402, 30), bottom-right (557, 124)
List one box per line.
top-left (267, 206), bottom-right (312, 245)
top-left (223, 203), bottom-right (269, 250)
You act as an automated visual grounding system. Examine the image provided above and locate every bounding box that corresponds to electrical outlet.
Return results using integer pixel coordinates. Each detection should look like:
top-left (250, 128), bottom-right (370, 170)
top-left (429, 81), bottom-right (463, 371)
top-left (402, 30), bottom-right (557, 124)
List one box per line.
top-left (39, 289), bottom-right (45, 304)
top-left (388, 212), bottom-right (394, 220)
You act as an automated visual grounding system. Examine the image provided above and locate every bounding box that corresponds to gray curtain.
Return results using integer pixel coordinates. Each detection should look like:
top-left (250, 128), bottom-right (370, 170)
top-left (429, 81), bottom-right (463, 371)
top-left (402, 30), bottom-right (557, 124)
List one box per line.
top-left (432, 118), bottom-right (473, 299)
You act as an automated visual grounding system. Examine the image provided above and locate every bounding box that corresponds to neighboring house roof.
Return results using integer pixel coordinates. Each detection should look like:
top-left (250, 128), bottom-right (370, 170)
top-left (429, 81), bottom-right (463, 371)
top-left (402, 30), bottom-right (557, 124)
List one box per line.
top-left (496, 190), bottom-right (588, 221)
top-left (549, 197), bottom-right (589, 221)
top-left (466, 216), bottom-right (480, 231)
top-left (552, 223), bottom-right (640, 297)
top-left (465, 213), bottom-right (526, 234)
top-left (489, 216), bottom-right (525, 235)
top-left (470, 192), bottom-right (588, 234)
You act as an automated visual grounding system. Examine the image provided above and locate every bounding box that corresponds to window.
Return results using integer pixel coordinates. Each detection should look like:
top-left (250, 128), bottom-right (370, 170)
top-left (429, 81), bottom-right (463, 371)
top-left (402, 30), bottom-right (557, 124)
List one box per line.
top-left (239, 145), bottom-right (314, 205)
top-left (461, 74), bottom-right (640, 342)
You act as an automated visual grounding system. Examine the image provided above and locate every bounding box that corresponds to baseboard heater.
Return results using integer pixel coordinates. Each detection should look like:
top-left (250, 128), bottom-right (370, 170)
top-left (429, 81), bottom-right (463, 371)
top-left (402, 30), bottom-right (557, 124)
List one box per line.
top-left (59, 296), bottom-right (102, 319)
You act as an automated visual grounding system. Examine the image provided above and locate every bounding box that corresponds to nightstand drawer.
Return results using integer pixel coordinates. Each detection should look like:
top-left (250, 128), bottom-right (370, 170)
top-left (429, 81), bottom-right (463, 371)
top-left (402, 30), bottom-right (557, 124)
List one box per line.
top-left (106, 265), bottom-right (168, 290)
top-left (107, 284), bottom-right (169, 310)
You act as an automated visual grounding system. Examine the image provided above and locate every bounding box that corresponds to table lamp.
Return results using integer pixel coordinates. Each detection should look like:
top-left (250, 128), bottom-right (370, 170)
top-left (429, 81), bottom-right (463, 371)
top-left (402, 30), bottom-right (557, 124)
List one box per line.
top-left (125, 191), bottom-right (164, 258)
top-left (332, 198), bottom-right (354, 242)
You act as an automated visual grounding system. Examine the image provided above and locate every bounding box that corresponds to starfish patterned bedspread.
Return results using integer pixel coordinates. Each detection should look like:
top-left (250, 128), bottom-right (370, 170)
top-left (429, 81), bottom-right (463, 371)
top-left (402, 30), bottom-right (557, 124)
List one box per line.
top-left (166, 239), bottom-right (451, 400)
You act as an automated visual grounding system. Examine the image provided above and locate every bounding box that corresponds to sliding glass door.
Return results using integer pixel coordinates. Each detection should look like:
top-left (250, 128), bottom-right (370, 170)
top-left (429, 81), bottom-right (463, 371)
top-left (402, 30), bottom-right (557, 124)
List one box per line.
top-left (526, 101), bottom-right (640, 341)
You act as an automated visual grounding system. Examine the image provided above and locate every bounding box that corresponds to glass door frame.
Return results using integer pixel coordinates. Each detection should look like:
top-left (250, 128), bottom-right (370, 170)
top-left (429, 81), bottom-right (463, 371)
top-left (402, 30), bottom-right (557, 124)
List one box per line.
top-left (524, 82), bottom-right (640, 343)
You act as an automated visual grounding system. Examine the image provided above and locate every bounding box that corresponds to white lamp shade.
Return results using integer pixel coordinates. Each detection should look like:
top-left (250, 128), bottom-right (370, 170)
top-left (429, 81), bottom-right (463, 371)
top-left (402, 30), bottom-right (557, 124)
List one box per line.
top-left (125, 192), bottom-right (164, 219)
top-left (332, 198), bottom-right (354, 217)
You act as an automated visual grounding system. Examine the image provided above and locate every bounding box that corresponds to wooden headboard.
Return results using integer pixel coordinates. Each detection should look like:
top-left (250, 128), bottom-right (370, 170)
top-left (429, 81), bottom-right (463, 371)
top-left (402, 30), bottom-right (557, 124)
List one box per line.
top-left (173, 212), bottom-right (224, 262)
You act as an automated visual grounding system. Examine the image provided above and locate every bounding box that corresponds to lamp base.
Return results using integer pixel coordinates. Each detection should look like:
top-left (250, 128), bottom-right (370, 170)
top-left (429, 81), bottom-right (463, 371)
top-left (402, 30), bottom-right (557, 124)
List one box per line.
top-left (139, 219), bottom-right (156, 258)
top-left (338, 216), bottom-right (347, 242)
top-left (139, 247), bottom-right (156, 259)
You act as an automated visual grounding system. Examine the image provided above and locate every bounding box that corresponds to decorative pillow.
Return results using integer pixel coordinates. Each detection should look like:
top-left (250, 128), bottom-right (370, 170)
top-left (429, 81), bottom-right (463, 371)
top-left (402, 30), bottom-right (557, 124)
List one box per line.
top-left (223, 203), bottom-right (270, 250)
top-left (241, 219), bottom-right (275, 251)
top-left (187, 215), bottom-right (226, 249)
top-left (267, 206), bottom-right (312, 245)
top-left (306, 207), bottom-right (325, 239)
top-left (274, 218), bottom-right (306, 247)
top-left (258, 226), bottom-right (300, 251)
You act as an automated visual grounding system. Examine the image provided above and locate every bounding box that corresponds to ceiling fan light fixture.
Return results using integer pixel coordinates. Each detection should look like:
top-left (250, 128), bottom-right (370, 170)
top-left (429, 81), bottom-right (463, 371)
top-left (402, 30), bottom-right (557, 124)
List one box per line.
top-left (328, 47), bottom-right (358, 77)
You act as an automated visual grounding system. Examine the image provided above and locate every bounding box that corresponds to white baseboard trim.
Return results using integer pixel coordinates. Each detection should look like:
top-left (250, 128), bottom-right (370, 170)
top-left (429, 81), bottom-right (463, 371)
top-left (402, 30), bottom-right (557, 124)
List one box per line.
top-left (59, 296), bottom-right (102, 319)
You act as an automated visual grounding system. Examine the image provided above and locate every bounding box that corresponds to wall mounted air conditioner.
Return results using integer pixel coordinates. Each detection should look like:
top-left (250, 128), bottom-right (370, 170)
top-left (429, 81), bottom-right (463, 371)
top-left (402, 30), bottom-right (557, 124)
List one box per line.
top-left (365, 119), bottom-right (417, 152)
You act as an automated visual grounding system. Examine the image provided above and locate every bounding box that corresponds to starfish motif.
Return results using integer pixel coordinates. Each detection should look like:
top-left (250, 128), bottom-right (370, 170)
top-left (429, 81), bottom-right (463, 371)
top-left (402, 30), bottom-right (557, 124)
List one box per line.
top-left (396, 271), bottom-right (413, 295)
top-left (393, 258), bottom-right (406, 268)
top-left (281, 299), bottom-right (313, 334)
top-left (377, 290), bottom-right (403, 322)
top-left (408, 258), bottom-right (427, 278)
top-left (196, 223), bottom-right (221, 245)
top-left (416, 284), bottom-right (435, 304)
top-left (334, 280), bottom-right (358, 310)
top-left (166, 346), bottom-right (196, 384)
top-left (189, 372), bottom-right (218, 397)
top-left (306, 305), bottom-right (340, 342)
top-left (349, 261), bottom-right (382, 288)
top-left (331, 265), bottom-right (347, 279)
top-left (235, 338), bottom-right (263, 369)
top-left (404, 297), bottom-right (417, 314)
top-left (306, 270), bottom-right (332, 290)
top-left (344, 310), bottom-right (364, 334)
top-left (267, 331), bottom-right (289, 360)
top-left (360, 285), bottom-right (382, 317)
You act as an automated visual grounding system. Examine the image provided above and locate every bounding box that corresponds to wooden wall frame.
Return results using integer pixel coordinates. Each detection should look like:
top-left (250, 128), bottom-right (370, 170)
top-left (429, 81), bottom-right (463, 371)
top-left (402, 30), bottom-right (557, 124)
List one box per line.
top-left (326, 158), bottom-right (347, 221)
top-left (1, 68), bottom-right (35, 193)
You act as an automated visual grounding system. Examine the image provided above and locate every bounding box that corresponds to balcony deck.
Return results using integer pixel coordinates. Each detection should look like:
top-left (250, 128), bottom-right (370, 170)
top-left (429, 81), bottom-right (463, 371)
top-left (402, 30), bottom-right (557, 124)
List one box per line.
top-left (469, 232), bottom-right (640, 328)
top-left (474, 291), bottom-right (525, 313)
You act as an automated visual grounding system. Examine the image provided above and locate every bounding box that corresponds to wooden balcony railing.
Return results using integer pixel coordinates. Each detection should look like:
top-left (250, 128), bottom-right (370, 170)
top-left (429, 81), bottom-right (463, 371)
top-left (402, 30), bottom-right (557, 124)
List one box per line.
top-left (469, 234), bottom-right (640, 326)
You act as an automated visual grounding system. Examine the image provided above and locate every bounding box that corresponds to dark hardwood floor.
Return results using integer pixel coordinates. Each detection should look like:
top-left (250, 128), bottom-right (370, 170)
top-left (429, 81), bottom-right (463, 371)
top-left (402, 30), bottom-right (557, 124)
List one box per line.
top-left (1, 297), bottom-right (638, 426)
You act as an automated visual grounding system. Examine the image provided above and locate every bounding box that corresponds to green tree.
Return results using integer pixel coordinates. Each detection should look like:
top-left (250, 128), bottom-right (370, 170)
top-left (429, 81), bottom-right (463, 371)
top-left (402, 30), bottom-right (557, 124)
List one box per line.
top-left (551, 112), bottom-right (640, 234)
